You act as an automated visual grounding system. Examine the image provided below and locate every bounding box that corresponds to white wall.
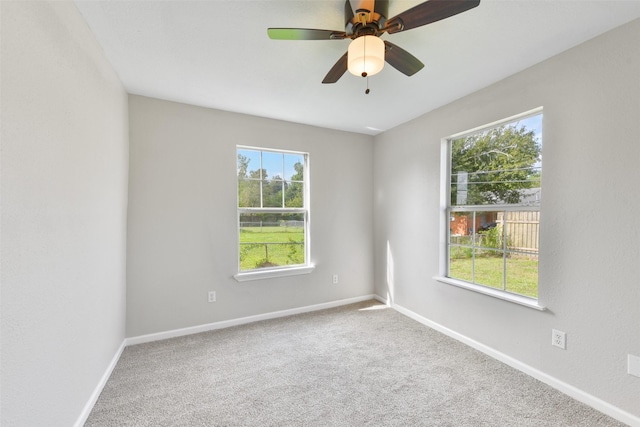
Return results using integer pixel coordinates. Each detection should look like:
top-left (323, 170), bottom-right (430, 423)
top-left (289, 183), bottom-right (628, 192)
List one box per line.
top-left (0, 2), bottom-right (129, 426)
top-left (126, 95), bottom-right (373, 337)
top-left (373, 19), bottom-right (640, 419)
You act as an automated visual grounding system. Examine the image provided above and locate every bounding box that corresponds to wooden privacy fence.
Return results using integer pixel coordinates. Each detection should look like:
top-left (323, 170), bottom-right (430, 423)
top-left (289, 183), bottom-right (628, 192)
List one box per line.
top-left (498, 211), bottom-right (539, 253)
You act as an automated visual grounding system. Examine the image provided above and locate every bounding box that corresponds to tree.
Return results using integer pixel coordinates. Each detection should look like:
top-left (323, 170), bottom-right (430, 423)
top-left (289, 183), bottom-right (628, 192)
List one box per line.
top-left (284, 162), bottom-right (304, 208)
top-left (262, 175), bottom-right (283, 208)
top-left (237, 153), bottom-right (304, 213)
top-left (237, 154), bottom-right (260, 208)
top-left (451, 124), bottom-right (541, 206)
top-left (237, 153), bottom-right (249, 179)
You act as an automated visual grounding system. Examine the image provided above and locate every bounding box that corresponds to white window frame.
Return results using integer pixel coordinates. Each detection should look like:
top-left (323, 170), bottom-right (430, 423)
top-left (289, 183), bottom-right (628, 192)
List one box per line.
top-left (234, 146), bottom-right (314, 282)
top-left (435, 108), bottom-right (546, 311)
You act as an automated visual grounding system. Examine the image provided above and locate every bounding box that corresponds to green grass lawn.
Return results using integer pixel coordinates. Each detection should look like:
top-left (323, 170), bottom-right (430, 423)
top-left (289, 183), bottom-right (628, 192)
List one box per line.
top-left (449, 256), bottom-right (538, 298)
top-left (240, 226), bottom-right (304, 270)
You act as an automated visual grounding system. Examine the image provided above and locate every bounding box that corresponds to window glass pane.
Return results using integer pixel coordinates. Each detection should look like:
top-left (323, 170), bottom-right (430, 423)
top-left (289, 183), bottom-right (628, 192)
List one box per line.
top-left (238, 149), bottom-right (261, 179)
top-left (284, 181), bottom-right (303, 208)
top-left (504, 211), bottom-right (539, 254)
top-left (475, 211), bottom-right (503, 250)
top-left (505, 255), bottom-right (538, 298)
top-left (473, 250), bottom-right (504, 290)
top-left (449, 249), bottom-right (473, 282)
top-left (262, 151), bottom-right (283, 182)
top-left (262, 180), bottom-right (284, 207)
top-left (451, 114), bottom-right (542, 207)
top-left (239, 212), bottom-right (305, 271)
top-left (449, 209), bottom-right (539, 297)
top-left (238, 179), bottom-right (260, 207)
top-left (450, 212), bottom-right (474, 242)
top-left (284, 154), bottom-right (304, 181)
top-left (449, 211), bottom-right (473, 281)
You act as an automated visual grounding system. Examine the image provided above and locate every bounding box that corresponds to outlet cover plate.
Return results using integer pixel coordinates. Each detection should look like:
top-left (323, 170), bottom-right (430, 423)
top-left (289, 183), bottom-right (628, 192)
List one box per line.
top-left (552, 329), bottom-right (566, 349)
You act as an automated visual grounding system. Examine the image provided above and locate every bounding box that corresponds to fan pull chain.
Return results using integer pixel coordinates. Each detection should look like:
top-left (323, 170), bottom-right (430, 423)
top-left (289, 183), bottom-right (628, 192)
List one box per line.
top-left (365, 76), bottom-right (370, 95)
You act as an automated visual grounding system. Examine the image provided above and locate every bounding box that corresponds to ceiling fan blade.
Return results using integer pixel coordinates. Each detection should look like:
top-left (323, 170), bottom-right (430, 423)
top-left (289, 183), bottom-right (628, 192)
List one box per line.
top-left (322, 52), bottom-right (349, 84)
top-left (384, 41), bottom-right (424, 76)
top-left (385, 0), bottom-right (480, 34)
top-left (267, 28), bottom-right (347, 40)
top-left (345, 0), bottom-right (355, 23)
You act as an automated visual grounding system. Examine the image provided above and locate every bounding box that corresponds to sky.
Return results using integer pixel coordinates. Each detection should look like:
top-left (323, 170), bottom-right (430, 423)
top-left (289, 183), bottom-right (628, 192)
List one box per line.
top-left (516, 114), bottom-right (543, 145)
top-left (517, 113), bottom-right (543, 168)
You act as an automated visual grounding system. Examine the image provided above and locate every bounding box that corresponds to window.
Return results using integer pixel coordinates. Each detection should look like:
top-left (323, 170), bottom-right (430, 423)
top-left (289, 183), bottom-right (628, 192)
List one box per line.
top-left (235, 147), bottom-right (311, 280)
top-left (439, 109), bottom-right (543, 308)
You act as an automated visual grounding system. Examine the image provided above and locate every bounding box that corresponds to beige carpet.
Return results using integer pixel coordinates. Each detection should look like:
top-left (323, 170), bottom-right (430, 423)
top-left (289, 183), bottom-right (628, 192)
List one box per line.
top-left (85, 301), bottom-right (625, 426)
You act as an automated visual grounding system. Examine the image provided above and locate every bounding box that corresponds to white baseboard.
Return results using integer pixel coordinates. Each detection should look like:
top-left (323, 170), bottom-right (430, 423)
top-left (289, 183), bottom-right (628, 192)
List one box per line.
top-left (388, 300), bottom-right (640, 427)
top-left (125, 294), bottom-right (378, 346)
top-left (74, 340), bottom-right (126, 427)
top-left (78, 295), bottom-right (377, 424)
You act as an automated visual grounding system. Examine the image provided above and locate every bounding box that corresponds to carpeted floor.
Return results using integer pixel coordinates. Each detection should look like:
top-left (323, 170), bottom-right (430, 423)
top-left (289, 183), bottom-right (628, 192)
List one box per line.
top-left (85, 301), bottom-right (626, 426)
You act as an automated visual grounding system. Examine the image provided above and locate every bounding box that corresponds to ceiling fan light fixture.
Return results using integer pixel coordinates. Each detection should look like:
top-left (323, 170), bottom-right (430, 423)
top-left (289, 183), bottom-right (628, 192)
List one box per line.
top-left (348, 35), bottom-right (384, 77)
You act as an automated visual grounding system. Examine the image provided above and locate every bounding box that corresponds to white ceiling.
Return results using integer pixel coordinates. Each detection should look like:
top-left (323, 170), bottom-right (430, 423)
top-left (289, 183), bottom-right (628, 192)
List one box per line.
top-left (74, 0), bottom-right (640, 135)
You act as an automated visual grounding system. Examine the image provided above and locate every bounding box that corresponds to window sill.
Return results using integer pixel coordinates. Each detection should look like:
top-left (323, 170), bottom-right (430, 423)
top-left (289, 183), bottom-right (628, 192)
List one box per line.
top-left (234, 265), bottom-right (315, 282)
top-left (434, 276), bottom-right (546, 311)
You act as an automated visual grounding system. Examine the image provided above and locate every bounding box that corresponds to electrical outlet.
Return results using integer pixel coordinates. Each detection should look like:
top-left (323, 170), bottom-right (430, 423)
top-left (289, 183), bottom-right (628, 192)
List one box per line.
top-left (208, 291), bottom-right (216, 303)
top-left (332, 274), bottom-right (339, 284)
top-left (628, 354), bottom-right (640, 378)
top-left (552, 329), bottom-right (566, 349)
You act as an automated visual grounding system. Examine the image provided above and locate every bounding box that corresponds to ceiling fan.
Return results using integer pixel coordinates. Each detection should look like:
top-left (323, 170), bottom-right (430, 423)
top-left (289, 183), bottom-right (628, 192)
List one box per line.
top-left (267, 0), bottom-right (480, 84)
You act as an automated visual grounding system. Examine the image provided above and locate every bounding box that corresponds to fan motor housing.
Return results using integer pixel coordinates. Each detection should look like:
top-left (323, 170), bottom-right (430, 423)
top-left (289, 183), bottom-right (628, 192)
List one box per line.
top-left (345, 0), bottom-right (389, 37)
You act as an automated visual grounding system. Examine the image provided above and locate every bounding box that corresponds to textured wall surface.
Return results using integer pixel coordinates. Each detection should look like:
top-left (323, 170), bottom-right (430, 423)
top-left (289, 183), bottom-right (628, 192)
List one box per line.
top-left (373, 19), bottom-right (640, 418)
top-left (126, 95), bottom-right (374, 337)
top-left (0, 2), bottom-right (129, 426)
